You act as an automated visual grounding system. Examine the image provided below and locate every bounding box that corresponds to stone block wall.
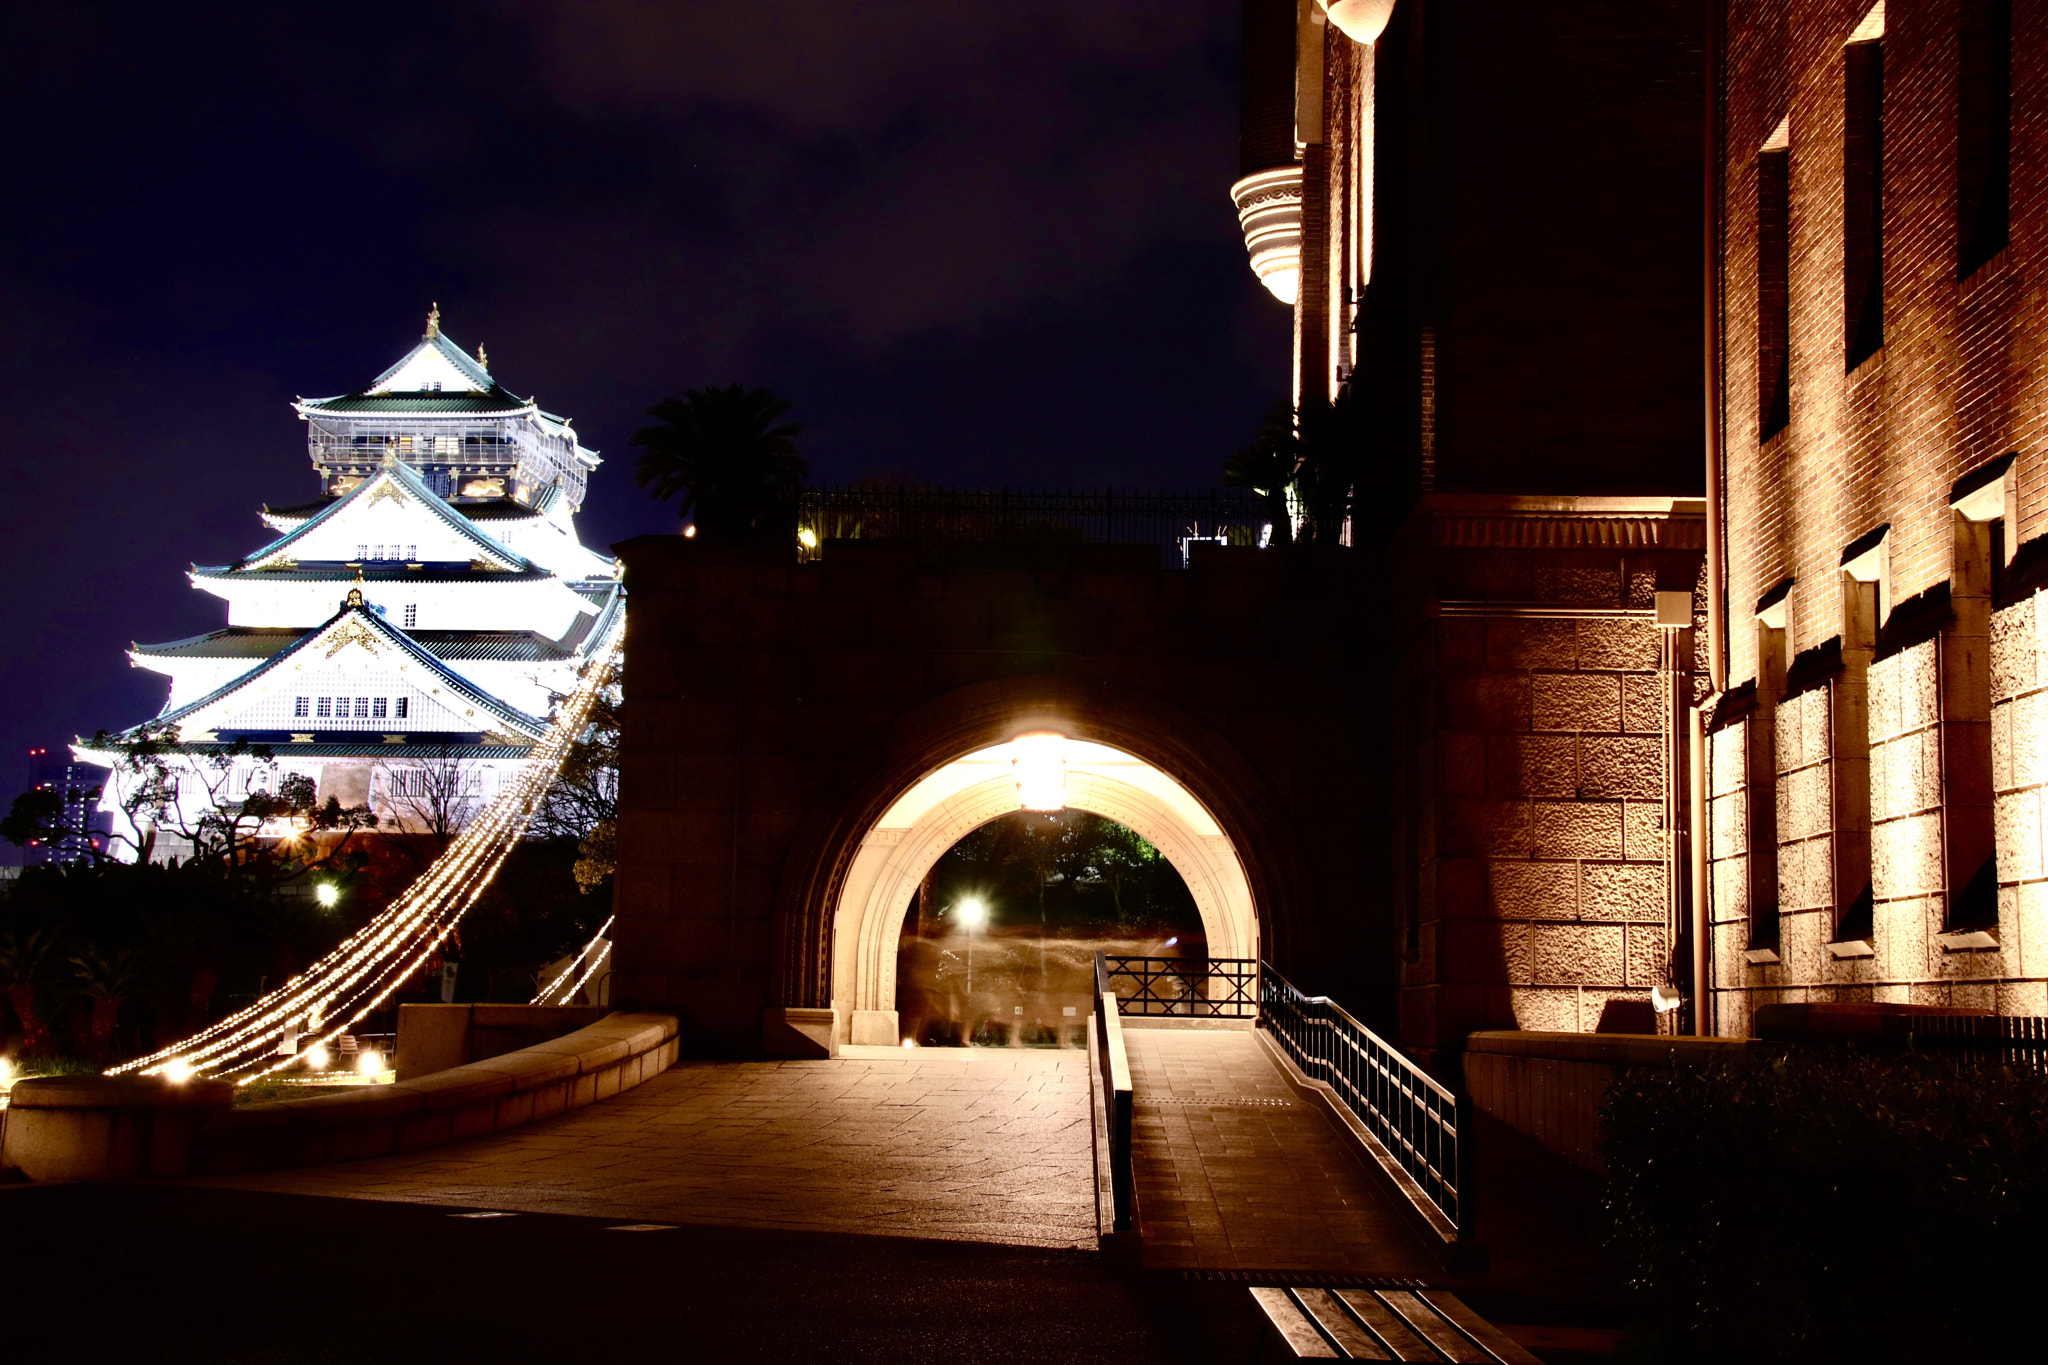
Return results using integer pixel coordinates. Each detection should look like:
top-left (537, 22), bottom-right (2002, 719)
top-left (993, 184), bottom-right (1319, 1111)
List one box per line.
top-left (1397, 498), bottom-right (1704, 1062)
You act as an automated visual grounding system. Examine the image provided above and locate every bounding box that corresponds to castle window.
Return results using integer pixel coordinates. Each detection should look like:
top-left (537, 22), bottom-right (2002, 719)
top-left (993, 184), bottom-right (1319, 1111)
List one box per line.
top-left (396, 697), bottom-right (409, 719)
top-left (403, 604), bottom-right (418, 628)
top-left (372, 697), bottom-right (388, 719)
top-left (354, 697), bottom-right (371, 719)
top-left (1958, 0), bottom-right (2011, 277)
top-left (356, 545), bottom-right (368, 560)
top-left (316, 697), bottom-right (334, 719)
top-left (1843, 9), bottom-right (1885, 369)
top-left (373, 545), bottom-right (385, 561)
top-left (294, 696), bottom-right (310, 718)
top-left (406, 545), bottom-right (417, 561)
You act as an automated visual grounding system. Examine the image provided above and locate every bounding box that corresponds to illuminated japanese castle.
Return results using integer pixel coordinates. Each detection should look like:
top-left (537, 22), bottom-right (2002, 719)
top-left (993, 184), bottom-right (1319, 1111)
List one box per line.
top-left (82, 308), bottom-right (621, 854)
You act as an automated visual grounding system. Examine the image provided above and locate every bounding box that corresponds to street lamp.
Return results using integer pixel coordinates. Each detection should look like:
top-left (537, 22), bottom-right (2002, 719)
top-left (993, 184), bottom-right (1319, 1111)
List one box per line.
top-left (956, 896), bottom-right (988, 1001)
top-left (315, 882), bottom-right (340, 908)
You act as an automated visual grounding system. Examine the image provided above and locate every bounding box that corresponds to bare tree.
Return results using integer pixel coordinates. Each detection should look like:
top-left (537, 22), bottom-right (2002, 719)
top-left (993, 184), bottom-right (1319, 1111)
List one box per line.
top-left (374, 748), bottom-right (483, 840)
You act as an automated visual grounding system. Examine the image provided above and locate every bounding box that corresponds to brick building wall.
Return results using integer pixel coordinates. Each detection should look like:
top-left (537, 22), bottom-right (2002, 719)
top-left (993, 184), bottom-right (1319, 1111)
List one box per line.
top-left (1249, 2), bottom-right (1711, 1056)
top-left (1708, 0), bottom-right (2048, 1025)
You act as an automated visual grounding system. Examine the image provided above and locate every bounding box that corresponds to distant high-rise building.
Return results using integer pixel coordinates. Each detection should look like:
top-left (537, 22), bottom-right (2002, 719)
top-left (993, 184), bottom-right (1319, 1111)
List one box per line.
top-left (77, 309), bottom-right (623, 860)
top-left (21, 746), bottom-right (113, 865)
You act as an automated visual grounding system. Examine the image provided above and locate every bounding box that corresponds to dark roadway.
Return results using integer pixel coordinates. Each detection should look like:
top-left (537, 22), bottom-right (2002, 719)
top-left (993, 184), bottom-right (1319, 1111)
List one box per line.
top-left (2, 1183), bottom-right (1269, 1364)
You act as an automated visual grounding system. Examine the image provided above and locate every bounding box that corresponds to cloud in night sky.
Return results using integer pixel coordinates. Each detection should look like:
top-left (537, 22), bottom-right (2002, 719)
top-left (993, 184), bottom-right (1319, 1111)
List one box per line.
top-left (0, 0), bottom-right (1290, 817)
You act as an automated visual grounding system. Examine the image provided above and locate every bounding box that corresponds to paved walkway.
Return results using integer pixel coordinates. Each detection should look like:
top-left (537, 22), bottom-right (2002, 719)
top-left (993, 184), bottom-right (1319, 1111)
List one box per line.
top-left (1123, 1025), bottom-right (1438, 1276)
top-left (198, 1049), bottom-right (1096, 1249)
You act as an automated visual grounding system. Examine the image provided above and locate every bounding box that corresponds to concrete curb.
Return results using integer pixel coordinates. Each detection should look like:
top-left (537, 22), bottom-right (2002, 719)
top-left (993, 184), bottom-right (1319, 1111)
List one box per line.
top-left (2, 1011), bottom-right (680, 1183)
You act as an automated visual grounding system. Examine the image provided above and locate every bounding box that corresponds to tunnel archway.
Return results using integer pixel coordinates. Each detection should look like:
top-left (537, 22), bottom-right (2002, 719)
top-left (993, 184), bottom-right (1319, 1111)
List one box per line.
top-left (828, 737), bottom-right (1258, 1044)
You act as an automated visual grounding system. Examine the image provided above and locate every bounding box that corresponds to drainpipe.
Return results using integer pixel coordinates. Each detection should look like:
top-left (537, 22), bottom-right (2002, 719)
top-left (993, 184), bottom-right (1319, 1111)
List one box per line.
top-left (1689, 705), bottom-right (1711, 1035)
top-left (1702, 0), bottom-right (1727, 695)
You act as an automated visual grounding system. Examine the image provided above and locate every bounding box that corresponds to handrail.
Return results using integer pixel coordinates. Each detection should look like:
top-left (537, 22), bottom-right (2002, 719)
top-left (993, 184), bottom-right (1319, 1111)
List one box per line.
top-left (1092, 953), bottom-right (1135, 1233)
top-left (1100, 956), bottom-right (1258, 1018)
top-left (1260, 962), bottom-right (1473, 1240)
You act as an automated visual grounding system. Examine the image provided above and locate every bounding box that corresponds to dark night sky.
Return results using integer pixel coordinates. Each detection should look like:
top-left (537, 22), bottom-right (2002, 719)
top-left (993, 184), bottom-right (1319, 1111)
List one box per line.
top-left (0, 1), bottom-right (1290, 803)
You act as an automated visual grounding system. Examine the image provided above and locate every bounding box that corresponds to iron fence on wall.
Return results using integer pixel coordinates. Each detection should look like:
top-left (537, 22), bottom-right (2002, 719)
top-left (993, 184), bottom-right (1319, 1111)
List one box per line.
top-left (1100, 956), bottom-right (1258, 1018)
top-left (797, 486), bottom-right (1272, 567)
top-left (1900, 1014), bottom-right (2048, 1074)
top-left (1260, 963), bottom-right (1474, 1240)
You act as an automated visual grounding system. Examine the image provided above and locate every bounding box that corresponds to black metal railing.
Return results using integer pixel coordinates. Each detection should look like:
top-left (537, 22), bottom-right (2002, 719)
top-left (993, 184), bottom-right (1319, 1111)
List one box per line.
top-left (1092, 954), bottom-right (1136, 1233)
top-left (1901, 1014), bottom-right (2048, 1074)
top-left (1260, 963), bottom-right (1473, 1240)
top-left (1100, 956), bottom-right (1258, 1018)
top-left (796, 485), bottom-right (1271, 567)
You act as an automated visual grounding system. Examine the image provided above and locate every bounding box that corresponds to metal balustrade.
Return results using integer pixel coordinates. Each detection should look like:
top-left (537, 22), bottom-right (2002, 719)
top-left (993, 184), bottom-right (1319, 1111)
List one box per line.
top-left (796, 485), bottom-right (1272, 567)
top-left (1260, 963), bottom-right (1474, 1240)
top-left (1100, 956), bottom-right (1258, 1018)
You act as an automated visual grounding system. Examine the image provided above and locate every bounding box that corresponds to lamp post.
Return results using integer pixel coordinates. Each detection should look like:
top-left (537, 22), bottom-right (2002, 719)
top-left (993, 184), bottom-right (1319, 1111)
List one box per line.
top-left (956, 897), bottom-right (988, 1027)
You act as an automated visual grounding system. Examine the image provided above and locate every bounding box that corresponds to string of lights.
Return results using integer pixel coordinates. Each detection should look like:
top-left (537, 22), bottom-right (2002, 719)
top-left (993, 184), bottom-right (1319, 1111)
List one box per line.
top-left (107, 617), bottom-right (625, 1083)
top-left (531, 916), bottom-right (615, 1005)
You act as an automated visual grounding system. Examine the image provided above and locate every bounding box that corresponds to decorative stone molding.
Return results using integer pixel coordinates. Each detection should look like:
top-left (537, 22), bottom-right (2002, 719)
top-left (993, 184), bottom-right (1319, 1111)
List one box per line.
top-left (1432, 514), bottom-right (1706, 550)
top-left (1230, 165), bottom-right (1304, 305)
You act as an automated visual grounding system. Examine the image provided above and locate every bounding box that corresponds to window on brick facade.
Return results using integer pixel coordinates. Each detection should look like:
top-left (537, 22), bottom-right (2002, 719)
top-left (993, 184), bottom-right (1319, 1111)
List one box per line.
top-left (1757, 133), bottom-right (1791, 438)
top-left (1843, 26), bottom-right (1885, 369)
top-left (1957, 0), bottom-right (2011, 278)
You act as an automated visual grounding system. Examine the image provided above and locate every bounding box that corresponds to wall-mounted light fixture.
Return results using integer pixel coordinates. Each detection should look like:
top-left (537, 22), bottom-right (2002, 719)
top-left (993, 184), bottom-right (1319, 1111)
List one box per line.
top-left (1010, 732), bottom-right (1068, 811)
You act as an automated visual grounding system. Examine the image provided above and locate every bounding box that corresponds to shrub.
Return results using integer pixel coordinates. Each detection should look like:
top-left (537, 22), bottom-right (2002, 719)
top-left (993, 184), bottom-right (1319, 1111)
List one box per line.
top-left (1602, 1048), bottom-right (2048, 1362)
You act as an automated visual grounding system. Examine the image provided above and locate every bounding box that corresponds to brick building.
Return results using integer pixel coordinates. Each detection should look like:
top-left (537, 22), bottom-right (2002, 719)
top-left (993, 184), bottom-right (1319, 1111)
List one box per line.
top-left (1705, 0), bottom-right (2048, 1028)
top-left (1231, 1), bottom-right (1712, 1058)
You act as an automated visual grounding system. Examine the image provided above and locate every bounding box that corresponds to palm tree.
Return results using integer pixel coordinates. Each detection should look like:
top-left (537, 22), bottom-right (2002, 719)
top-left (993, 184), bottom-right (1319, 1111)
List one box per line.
top-left (631, 385), bottom-right (807, 542)
top-left (70, 943), bottom-right (149, 1064)
top-left (1293, 389), bottom-right (1366, 548)
top-left (1221, 401), bottom-right (1298, 547)
top-left (0, 925), bottom-right (58, 1056)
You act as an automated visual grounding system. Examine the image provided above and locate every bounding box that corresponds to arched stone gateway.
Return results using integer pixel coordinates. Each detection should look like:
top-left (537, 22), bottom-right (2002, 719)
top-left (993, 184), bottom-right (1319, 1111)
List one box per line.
top-left (766, 673), bottom-right (1310, 1052)
top-left (830, 737), bottom-right (1260, 1046)
top-left (609, 538), bottom-right (1356, 1057)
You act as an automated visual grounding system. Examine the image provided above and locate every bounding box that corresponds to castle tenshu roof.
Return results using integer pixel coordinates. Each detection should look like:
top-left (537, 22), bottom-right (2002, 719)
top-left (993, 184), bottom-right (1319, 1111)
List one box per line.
top-left (134, 579), bottom-right (622, 665)
top-left (222, 457), bottom-right (529, 574)
top-left (293, 328), bottom-right (582, 439)
top-left (138, 597), bottom-right (549, 743)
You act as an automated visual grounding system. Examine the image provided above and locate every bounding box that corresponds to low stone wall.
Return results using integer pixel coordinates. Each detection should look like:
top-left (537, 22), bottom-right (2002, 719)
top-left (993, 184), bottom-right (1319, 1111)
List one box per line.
top-left (1462, 1030), bottom-right (1753, 1174)
top-left (395, 1003), bottom-right (613, 1079)
top-left (2, 1011), bottom-right (678, 1183)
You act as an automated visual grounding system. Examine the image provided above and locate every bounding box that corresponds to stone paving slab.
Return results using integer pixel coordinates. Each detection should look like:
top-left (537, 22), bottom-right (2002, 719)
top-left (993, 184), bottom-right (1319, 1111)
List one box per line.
top-left (192, 1049), bottom-right (1095, 1250)
top-left (1122, 1028), bottom-right (1439, 1276)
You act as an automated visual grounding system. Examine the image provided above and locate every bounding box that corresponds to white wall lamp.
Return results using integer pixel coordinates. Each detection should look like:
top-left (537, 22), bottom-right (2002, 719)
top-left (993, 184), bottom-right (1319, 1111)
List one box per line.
top-left (1010, 732), bottom-right (1068, 812)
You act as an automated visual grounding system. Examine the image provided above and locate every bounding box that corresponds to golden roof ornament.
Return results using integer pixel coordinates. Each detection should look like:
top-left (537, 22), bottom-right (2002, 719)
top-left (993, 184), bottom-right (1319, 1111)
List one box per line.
top-left (346, 586), bottom-right (365, 608)
top-left (425, 301), bottom-right (441, 338)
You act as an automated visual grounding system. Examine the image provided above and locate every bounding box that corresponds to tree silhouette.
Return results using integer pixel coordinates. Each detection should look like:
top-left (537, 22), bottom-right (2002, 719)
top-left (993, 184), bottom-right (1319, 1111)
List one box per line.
top-left (1221, 401), bottom-right (1297, 547)
top-left (631, 385), bottom-right (807, 543)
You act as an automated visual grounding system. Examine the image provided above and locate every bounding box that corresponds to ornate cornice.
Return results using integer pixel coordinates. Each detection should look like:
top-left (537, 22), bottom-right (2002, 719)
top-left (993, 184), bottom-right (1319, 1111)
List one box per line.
top-left (1432, 514), bottom-right (1706, 550)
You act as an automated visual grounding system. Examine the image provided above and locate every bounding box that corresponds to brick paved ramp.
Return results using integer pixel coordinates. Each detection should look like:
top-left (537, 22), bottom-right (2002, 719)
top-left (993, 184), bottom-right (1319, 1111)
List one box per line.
top-left (1124, 1026), bottom-right (1438, 1276)
top-left (195, 1048), bottom-right (1095, 1249)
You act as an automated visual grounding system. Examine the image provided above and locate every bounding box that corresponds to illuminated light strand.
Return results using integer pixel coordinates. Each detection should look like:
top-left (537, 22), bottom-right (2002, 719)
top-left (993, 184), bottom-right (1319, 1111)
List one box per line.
top-left (555, 939), bottom-right (613, 1007)
top-left (107, 617), bottom-right (623, 1082)
top-left (531, 917), bottom-right (615, 1004)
